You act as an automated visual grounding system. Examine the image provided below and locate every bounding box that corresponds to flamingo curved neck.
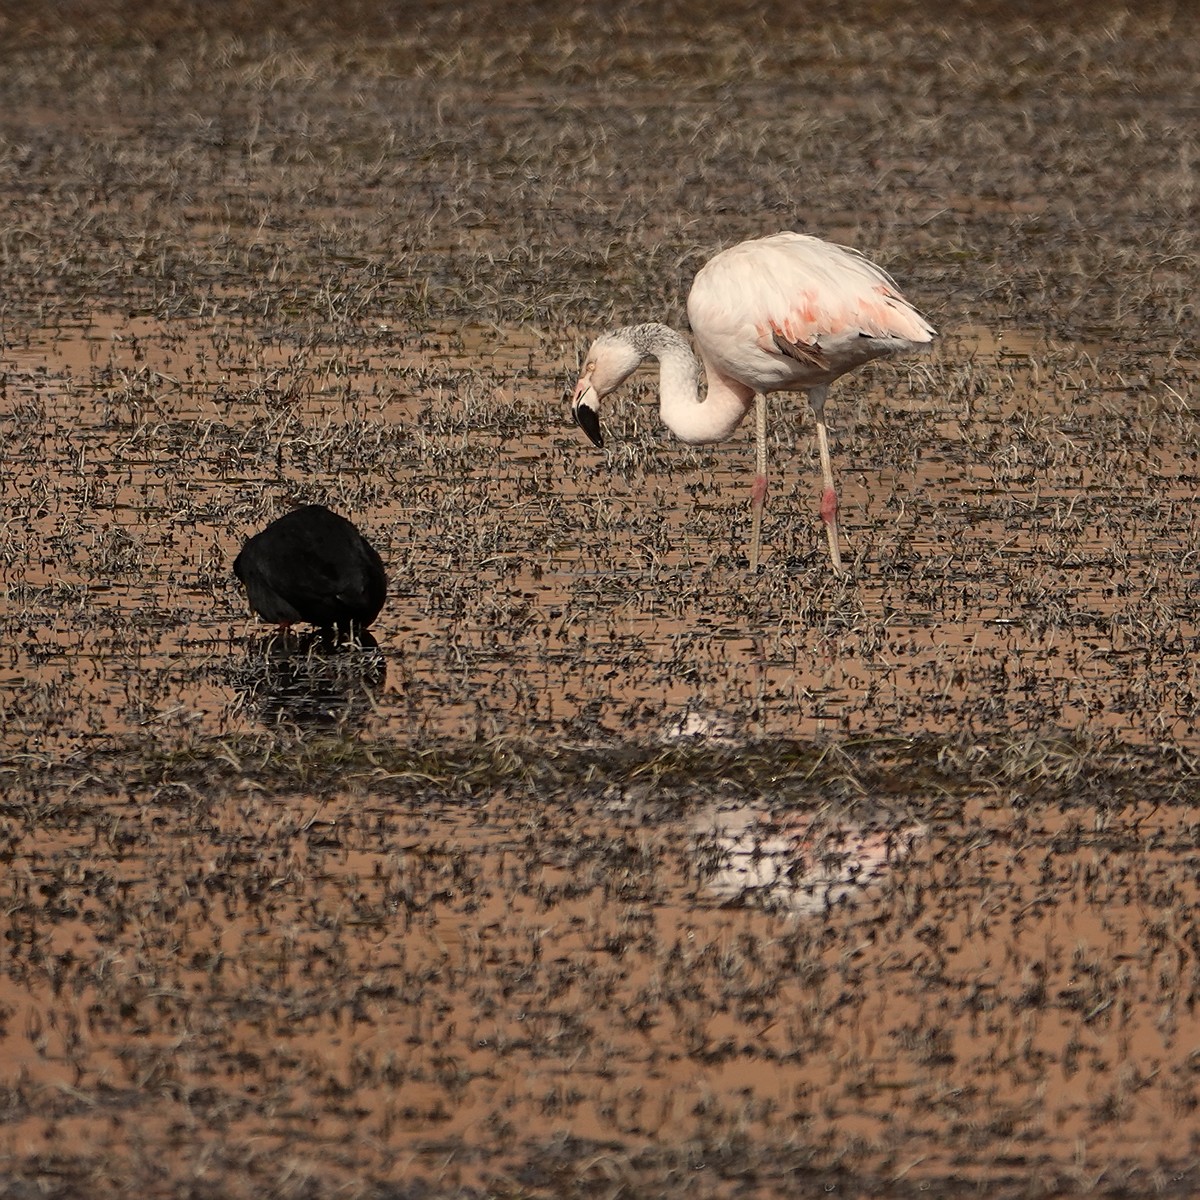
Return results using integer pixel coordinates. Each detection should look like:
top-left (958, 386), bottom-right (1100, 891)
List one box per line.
top-left (620, 323), bottom-right (754, 445)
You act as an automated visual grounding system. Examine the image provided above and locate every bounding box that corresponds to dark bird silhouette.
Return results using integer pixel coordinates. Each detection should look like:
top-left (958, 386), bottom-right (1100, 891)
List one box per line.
top-left (234, 504), bottom-right (387, 638)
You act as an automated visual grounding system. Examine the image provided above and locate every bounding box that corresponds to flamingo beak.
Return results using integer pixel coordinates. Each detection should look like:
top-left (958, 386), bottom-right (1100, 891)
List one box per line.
top-left (571, 376), bottom-right (603, 448)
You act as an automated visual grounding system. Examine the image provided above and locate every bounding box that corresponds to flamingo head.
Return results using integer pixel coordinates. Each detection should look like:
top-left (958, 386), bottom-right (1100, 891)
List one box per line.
top-left (570, 333), bottom-right (644, 448)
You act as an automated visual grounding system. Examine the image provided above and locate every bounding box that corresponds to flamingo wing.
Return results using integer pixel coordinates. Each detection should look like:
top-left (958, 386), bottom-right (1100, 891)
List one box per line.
top-left (688, 232), bottom-right (933, 390)
top-left (771, 330), bottom-right (831, 371)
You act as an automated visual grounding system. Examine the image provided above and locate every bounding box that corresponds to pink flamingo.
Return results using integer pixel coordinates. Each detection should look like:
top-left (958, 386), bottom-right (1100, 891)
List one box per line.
top-left (570, 232), bottom-right (934, 572)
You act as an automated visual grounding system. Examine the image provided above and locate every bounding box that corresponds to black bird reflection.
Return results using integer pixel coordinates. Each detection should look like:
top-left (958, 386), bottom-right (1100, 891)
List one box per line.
top-left (229, 630), bottom-right (387, 730)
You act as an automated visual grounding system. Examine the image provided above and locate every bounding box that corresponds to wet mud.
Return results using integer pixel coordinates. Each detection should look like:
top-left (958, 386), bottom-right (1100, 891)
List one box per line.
top-left (1, 1), bottom-right (1199, 1196)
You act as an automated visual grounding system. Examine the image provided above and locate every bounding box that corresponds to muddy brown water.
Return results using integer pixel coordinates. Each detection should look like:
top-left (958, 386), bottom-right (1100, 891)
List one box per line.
top-left (2, 3), bottom-right (1200, 1197)
top-left (5, 314), bottom-right (1198, 752)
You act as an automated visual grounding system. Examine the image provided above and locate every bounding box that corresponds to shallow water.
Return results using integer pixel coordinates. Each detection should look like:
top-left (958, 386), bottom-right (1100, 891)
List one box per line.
top-left (4, 311), bottom-right (1199, 758)
top-left (4, 282), bottom-right (1200, 1196)
top-left (3, 747), bottom-right (1196, 1192)
top-left (2, 3), bottom-right (1200, 1195)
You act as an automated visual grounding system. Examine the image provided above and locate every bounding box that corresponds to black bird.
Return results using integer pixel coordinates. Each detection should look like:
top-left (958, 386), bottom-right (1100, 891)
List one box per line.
top-left (234, 504), bottom-right (387, 637)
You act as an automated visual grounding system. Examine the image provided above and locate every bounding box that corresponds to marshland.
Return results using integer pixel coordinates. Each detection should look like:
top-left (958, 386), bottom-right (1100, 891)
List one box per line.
top-left (1, 1), bottom-right (1199, 1196)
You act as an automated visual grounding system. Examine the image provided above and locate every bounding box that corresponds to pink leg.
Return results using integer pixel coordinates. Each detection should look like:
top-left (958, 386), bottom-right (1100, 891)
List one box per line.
top-left (811, 388), bottom-right (844, 575)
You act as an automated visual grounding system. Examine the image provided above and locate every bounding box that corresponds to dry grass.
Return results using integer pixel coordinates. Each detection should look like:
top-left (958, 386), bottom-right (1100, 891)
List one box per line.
top-left (1, 0), bottom-right (1199, 1196)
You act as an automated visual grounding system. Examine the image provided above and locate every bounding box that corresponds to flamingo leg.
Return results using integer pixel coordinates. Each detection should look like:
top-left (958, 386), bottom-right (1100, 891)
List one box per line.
top-left (749, 391), bottom-right (768, 570)
top-left (810, 386), bottom-right (844, 574)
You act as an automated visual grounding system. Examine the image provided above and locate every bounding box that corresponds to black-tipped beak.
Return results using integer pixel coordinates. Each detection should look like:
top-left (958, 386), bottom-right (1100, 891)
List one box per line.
top-left (573, 400), bottom-right (603, 448)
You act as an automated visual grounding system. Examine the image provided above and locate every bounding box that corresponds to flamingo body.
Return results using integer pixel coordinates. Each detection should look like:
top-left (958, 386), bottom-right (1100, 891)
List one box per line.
top-left (688, 233), bottom-right (933, 394)
top-left (571, 231), bottom-right (934, 571)
top-left (234, 504), bottom-right (387, 637)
